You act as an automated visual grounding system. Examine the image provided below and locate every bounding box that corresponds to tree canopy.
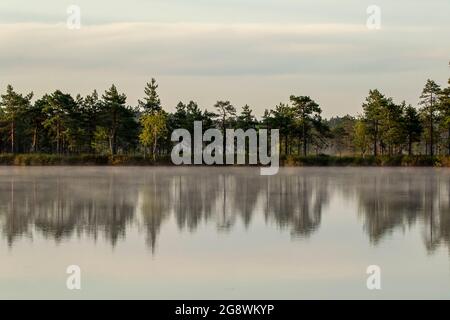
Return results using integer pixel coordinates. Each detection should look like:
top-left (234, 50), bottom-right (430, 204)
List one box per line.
top-left (1, 72), bottom-right (449, 159)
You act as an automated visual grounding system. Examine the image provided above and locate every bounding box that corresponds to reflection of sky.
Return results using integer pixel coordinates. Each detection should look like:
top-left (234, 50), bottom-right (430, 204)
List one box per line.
top-left (1, 187), bottom-right (448, 299)
top-left (1, 167), bottom-right (450, 299)
top-left (0, 0), bottom-right (449, 117)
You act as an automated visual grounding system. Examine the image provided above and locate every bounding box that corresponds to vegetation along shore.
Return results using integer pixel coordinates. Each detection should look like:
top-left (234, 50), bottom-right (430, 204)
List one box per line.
top-left (1, 154), bottom-right (450, 167)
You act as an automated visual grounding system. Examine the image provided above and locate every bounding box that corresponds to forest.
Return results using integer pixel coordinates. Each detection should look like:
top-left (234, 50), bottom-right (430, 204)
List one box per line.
top-left (0, 72), bottom-right (449, 165)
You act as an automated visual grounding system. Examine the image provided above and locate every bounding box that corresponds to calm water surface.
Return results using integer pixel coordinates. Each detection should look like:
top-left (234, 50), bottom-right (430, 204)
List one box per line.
top-left (0, 167), bottom-right (450, 299)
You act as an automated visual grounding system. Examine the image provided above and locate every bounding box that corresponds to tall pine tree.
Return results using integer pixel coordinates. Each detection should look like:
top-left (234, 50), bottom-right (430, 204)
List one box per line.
top-left (419, 79), bottom-right (441, 156)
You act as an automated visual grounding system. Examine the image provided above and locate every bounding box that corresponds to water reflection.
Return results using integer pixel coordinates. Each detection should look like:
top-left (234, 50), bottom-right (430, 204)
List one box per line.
top-left (0, 167), bottom-right (449, 255)
top-left (354, 170), bottom-right (450, 253)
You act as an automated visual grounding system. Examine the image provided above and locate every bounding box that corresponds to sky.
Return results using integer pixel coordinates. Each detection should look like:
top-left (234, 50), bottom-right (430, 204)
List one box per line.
top-left (0, 0), bottom-right (449, 118)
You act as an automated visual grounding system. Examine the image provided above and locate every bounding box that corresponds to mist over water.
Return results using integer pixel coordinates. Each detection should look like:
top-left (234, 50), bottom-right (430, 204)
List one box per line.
top-left (1, 167), bottom-right (450, 299)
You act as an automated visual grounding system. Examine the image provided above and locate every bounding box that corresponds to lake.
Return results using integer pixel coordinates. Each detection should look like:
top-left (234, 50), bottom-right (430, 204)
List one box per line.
top-left (0, 167), bottom-right (449, 299)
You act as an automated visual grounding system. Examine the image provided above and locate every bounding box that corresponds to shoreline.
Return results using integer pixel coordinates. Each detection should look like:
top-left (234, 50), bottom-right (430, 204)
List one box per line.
top-left (1, 154), bottom-right (450, 167)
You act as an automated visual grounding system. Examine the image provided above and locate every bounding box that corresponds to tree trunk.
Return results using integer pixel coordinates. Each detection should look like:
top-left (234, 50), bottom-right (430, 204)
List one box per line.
top-left (408, 135), bottom-right (412, 156)
top-left (32, 126), bottom-right (38, 153)
top-left (448, 127), bottom-right (450, 156)
top-left (56, 122), bottom-right (60, 154)
top-left (11, 120), bottom-right (15, 154)
top-left (111, 109), bottom-right (118, 155)
top-left (303, 139), bottom-right (307, 157)
top-left (153, 132), bottom-right (158, 161)
top-left (430, 94), bottom-right (434, 157)
top-left (109, 137), bottom-right (113, 156)
top-left (222, 115), bottom-right (226, 162)
top-left (112, 132), bottom-right (117, 155)
top-left (285, 134), bottom-right (288, 156)
top-left (373, 121), bottom-right (378, 156)
top-left (302, 119), bottom-right (307, 157)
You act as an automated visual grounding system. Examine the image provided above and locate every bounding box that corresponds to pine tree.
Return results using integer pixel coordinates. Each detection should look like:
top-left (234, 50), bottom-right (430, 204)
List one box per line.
top-left (237, 105), bottom-right (257, 130)
top-left (0, 85), bottom-right (33, 153)
top-left (290, 95), bottom-right (323, 156)
top-left (42, 90), bottom-right (77, 154)
top-left (403, 104), bottom-right (422, 155)
top-left (213, 100), bottom-right (236, 132)
top-left (354, 119), bottom-right (369, 156)
top-left (362, 89), bottom-right (388, 156)
top-left (138, 78), bottom-right (162, 114)
top-left (419, 79), bottom-right (441, 156)
top-left (26, 98), bottom-right (46, 153)
top-left (380, 100), bottom-right (405, 155)
top-left (101, 85), bottom-right (128, 155)
top-left (269, 103), bottom-right (294, 155)
top-left (439, 78), bottom-right (450, 155)
top-left (79, 90), bottom-right (101, 153)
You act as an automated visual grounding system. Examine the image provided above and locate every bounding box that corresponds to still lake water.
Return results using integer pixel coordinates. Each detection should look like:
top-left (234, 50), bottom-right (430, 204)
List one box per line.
top-left (0, 166), bottom-right (450, 299)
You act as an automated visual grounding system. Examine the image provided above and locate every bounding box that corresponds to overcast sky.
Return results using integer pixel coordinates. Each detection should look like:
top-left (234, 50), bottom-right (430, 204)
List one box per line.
top-left (0, 0), bottom-right (449, 117)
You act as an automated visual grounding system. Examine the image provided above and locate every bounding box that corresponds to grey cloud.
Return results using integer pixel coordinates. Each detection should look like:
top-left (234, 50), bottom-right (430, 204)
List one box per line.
top-left (0, 23), bottom-right (447, 77)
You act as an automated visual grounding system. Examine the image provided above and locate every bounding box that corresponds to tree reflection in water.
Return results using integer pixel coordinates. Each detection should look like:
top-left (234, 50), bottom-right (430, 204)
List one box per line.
top-left (0, 167), bottom-right (449, 255)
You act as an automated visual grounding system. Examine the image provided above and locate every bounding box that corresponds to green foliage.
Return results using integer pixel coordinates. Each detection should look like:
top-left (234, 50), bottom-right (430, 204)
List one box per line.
top-left (0, 85), bottom-right (33, 153)
top-left (282, 154), bottom-right (449, 167)
top-left (170, 101), bottom-right (205, 133)
top-left (1, 71), bottom-right (450, 164)
top-left (92, 126), bottom-right (110, 154)
top-left (79, 90), bottom-right (102, 153)
top-left (138, 78), bottom-right (162, 114)
top-left (42, 90), bottom-right (79, 154)
top-left (100, 84), bottom-right (137, 155)
top-left (213, 100), bottom-right (236, 132)
top-left (290, 95), bottom-right (327, 156)
top-left (328, 115), bottom-right (355, 156)
top-left (362, 89), bottom-right (389, 156)
top-left (403, 104), bottom-right (422, 155)
top-left (438, 78), bottom-right (450, 154)
top-left (419, 79), bottom-right (441, 156)
top-left (1, 153), bottom-right (449, 167)
top-left (139, 111), bottom-right (168, 160)
top-left (265, 103), bottom-right (295, 155)
top-left (237, 105), bottom-right (257, 130)
top-left (354, 120), bottom-right (369, 156)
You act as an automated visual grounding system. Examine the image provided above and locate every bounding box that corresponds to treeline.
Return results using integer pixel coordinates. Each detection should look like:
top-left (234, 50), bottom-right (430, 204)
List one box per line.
top-left (327, 79), bottom-right (450, 157)
top-left (1, 74), bottom-right (449, 159)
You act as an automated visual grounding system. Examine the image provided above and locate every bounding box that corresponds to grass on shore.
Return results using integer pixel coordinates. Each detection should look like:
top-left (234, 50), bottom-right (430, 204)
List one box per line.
top-left (282, 154), bottom-right (450, 167)
top-left (1, 153), bottom-right (450, 167)
top-left (0, 154), bottom-right (164, 166)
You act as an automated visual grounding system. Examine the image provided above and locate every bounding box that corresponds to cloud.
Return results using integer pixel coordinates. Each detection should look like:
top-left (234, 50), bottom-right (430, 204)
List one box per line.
top-left (1, 21), bottom-right (446, 78)
top-left (0, 21), bottom-right (448, 117)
